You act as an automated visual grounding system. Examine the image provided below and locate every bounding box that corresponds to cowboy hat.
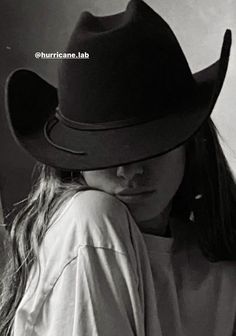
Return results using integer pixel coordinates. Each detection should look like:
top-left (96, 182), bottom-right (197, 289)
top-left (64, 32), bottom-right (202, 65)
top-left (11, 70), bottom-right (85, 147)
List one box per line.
top-left (5, 0), bottom-right (232, 171)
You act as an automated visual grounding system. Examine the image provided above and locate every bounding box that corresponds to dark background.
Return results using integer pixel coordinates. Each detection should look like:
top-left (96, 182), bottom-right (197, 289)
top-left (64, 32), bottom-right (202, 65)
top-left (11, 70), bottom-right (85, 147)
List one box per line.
top-left (0, 0), bottom-right (235, 223)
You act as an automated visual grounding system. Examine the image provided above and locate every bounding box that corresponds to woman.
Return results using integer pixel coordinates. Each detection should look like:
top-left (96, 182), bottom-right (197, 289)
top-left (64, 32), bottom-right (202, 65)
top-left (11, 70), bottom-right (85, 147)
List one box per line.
top-left (1, 0), bottom-right (235, 335)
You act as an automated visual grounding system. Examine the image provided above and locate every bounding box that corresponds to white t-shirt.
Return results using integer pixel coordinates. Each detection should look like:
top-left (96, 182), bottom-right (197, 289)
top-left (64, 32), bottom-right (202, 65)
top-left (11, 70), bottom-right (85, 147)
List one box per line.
top-left (13, 190), bottom-right (236, 336)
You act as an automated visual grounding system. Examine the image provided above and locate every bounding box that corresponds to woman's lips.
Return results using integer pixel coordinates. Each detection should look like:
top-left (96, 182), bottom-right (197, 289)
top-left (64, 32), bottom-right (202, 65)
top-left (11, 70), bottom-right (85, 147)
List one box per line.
top-left (116, 190), bottom-right (156, 203)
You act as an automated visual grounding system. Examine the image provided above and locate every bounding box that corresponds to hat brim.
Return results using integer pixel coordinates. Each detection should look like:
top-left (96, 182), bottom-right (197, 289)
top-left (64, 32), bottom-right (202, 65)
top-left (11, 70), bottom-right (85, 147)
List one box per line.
top-left (5, 30), bottom-right (231, 171)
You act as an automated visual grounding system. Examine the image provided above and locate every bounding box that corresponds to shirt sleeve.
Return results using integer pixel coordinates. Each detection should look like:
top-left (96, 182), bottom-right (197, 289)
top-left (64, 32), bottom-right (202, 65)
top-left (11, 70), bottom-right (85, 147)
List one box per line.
top-left (33, 245), bottom-right (145, 336)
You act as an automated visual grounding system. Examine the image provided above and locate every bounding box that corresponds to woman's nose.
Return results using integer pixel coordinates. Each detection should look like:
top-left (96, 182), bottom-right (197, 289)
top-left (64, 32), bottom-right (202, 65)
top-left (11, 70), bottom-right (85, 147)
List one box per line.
top-left (116, 163), bottom-right (144, 181)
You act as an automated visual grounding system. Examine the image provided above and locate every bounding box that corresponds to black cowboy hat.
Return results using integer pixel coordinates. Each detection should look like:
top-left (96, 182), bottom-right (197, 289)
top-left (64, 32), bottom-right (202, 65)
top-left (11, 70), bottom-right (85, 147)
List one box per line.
top-left (5, 0), bottom-right (232, 171)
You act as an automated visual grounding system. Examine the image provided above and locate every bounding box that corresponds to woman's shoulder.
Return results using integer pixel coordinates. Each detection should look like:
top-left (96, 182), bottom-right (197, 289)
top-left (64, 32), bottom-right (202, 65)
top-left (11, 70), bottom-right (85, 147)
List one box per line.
top-left (43, 189), bottom-right (135, 258)
top-left (67, 189), bottom-right (128, 217)
top-left (48, 189), bottom-right (128, 229)
top-left (35, 189), bottom-right (140, 289)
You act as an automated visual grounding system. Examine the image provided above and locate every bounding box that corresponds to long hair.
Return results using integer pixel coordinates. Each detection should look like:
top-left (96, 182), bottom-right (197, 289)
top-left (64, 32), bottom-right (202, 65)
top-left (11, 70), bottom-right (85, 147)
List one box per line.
top-left (0, 165), bottom-right (88, 336)
top-left (0, 117), bottom-right (236, 335)
top-left (171, 118), bottom-right (236, 261)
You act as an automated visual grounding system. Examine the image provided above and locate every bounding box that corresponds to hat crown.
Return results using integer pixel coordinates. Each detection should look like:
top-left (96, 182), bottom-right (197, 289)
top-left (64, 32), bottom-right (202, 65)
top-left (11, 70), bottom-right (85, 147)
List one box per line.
top-left (57, 0), bottom-right (196, 128)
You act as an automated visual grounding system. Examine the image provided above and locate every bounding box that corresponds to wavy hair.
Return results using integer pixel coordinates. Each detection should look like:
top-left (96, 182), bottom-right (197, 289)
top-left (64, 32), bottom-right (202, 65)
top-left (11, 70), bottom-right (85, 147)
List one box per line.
top-left (0, 118), bottom-right (236, 335)
top-left (0, 165), bottom-right (88, 335)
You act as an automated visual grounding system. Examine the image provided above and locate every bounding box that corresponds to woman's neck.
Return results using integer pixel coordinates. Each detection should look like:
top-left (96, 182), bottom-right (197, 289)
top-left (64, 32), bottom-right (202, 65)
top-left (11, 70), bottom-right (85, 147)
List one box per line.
top-left (137, 202), bottom-right (172, 237)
